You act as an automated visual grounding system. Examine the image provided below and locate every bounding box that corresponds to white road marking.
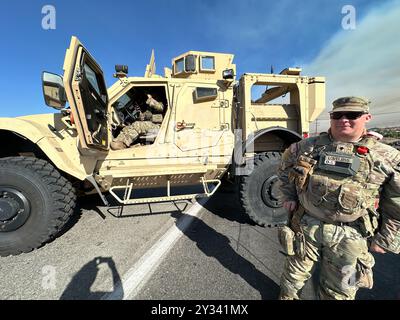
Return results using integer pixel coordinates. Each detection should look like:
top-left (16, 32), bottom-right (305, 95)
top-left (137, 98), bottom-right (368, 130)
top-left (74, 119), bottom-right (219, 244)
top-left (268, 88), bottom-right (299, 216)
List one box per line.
top-left (102, 198), bottom-right (208, 300)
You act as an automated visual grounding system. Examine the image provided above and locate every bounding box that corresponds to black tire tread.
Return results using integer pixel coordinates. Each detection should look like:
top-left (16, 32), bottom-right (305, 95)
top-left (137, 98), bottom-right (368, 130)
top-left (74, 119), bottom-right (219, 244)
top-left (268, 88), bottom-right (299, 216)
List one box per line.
top-left (0, 156), bottom-right (76, 256)
top-left (239, 152), bottom-right (282, 227)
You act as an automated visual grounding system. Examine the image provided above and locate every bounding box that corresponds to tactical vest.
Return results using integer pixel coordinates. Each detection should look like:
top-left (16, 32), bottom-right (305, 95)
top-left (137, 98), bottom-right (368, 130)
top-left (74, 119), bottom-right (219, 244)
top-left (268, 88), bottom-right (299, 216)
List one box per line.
top-left (290, 134), bottom-right (383, 226)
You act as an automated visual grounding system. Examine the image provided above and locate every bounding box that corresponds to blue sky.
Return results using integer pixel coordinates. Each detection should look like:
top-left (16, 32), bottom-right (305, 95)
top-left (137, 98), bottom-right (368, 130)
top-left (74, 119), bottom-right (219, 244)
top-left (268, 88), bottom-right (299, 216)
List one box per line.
top-left (0, 0), bottom-right (399, 130)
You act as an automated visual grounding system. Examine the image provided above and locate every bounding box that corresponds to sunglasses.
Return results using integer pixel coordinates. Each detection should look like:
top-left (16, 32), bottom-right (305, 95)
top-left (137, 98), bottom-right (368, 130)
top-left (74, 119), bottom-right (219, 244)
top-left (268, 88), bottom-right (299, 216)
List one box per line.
top-left (330, 112), bottom-right (367, 120)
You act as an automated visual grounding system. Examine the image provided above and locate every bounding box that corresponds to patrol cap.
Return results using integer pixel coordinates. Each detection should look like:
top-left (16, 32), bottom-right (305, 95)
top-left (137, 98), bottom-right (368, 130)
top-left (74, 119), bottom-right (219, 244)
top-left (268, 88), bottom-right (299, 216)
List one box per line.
top-left (330, 96), bottom-right (370, 113)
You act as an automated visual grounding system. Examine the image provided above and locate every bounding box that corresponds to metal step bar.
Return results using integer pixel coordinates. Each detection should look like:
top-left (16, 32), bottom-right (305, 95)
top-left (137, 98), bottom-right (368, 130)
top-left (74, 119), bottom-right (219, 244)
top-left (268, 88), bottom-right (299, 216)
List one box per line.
top-left (108, 177), bottom-right (221, 205)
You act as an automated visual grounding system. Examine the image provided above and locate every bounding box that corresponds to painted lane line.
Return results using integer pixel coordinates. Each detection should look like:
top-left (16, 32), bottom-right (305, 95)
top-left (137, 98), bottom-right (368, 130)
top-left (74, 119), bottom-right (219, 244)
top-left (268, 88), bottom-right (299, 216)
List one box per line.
top-left (102, 198), bottom-right (208, 300)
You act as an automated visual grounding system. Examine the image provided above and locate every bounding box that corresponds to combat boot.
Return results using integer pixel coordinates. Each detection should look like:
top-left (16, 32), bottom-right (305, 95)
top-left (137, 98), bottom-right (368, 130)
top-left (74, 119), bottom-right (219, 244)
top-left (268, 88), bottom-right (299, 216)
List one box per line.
top-left (278, 293), bottom-right (295, 300)
top-left (110, 141), bottom-right (127, 150)
top-left (278, 289), bottom-right (298, 300)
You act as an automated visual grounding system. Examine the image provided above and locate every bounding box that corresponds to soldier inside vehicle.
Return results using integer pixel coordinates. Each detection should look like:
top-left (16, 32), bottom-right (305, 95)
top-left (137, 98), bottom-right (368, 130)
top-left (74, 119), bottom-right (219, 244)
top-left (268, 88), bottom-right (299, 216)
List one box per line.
top-left (110, 86), bottom-right (168, 149)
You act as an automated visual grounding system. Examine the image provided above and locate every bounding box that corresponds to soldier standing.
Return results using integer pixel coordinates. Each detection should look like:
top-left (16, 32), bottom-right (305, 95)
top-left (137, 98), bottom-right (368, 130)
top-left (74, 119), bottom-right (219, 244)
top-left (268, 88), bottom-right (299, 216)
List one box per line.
top-left (277, 97), bottom-right (400, 300)
top-left (111, 94), bottom-right (164, 150)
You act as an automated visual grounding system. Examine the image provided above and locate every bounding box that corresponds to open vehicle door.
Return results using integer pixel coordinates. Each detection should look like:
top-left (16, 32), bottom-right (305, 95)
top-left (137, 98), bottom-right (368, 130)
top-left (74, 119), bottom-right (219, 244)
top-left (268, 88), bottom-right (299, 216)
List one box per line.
top-left (63, 36), bottom-right (110, 150)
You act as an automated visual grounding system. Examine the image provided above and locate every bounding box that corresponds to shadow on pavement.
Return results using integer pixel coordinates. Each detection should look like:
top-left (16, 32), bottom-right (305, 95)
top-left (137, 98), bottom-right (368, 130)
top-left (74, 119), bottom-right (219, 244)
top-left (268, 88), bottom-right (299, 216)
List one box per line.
top-left (74, 191), bottom-right (190, 219)
top-left (106, 201), bottom-right (189, 219)
top-left (60, 256), bottom-right (123, 300)
top-left (74, 193), bottom-right (107, 220)
top-left (170, 210), bottom-right (280, 300)
top-left (202, 184), bottom-right (255, 225)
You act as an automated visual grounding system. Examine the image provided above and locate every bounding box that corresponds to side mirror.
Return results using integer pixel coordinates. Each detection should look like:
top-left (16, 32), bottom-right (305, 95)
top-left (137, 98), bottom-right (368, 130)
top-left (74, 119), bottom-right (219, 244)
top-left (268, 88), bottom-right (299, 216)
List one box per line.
top-left (42, 72), bottom-right (67, 110)
top-left (222, 69), bottom-right (234, 80)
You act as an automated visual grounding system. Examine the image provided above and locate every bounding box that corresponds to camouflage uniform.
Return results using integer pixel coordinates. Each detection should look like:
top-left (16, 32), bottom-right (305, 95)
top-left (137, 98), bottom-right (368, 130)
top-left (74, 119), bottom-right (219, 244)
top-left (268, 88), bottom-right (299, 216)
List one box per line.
top-left (113, 94), bottom-right (164, 147)
top-left (114, 120), bottom-right (160, 146)
top-left (277, 97), bottom-right (400, 300)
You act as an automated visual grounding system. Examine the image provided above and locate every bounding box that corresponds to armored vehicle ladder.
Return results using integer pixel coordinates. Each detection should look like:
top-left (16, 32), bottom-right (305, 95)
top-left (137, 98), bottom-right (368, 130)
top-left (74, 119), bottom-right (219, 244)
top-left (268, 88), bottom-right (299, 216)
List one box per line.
top-left (108, 176), bottom-right (221, 205)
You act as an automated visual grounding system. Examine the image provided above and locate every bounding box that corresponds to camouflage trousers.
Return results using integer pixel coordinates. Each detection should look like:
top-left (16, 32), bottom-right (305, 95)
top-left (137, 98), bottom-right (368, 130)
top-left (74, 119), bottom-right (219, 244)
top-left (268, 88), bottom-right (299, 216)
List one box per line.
top-left (280, 214), bottom-right (375, 300)
top-left (114, 121), bottom-right (160, 146)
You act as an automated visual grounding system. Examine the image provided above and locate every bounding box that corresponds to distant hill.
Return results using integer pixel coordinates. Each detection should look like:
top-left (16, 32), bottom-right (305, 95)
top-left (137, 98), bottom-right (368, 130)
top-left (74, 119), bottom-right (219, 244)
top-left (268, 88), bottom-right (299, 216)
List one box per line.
top-left (370, 127), bottom-right (400, 139)
top-left (370, 127), bottom-right (400, 150)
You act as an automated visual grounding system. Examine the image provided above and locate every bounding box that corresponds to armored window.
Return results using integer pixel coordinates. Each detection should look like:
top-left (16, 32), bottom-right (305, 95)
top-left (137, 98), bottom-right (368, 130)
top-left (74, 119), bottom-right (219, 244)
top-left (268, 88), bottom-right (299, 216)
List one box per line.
top-left (194, 87), bottom-right (218, 102)
top-left (184, 55), bottom-right (196, 72)
top-left (200, 56), bottom-right (215, 71)
top-left (84, 64), bottom-right (100, 94)
top-left (113, 93), bottom-right (131, 110)
top-left (83, 63), bottom-right (107, 103)
top-left (175, 58), bottom-right (184, 74)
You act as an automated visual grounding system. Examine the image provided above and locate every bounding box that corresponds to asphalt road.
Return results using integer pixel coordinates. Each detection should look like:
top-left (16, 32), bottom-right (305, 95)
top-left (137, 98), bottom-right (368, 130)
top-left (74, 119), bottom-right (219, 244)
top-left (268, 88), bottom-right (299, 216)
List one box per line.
top-left (135, 186), bottom-right (400, 300)
top-left (0, 193), bottom-right (187, 300)
top-left (0, 185), bottom-right (399, 300)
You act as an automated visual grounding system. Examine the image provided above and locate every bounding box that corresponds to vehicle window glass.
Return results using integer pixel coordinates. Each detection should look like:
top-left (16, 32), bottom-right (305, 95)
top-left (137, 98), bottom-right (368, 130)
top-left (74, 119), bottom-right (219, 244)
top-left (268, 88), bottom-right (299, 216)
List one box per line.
top-left (113, 93), bottom-right (131, 110)
top-left (194, 87), bottom-right (218, 101)
top-left (84, 63), bottom-right (101, 96)
top-left (175, 58), bottom-right (184, 73)
top-left (201, 56), bottom-right (215, 70)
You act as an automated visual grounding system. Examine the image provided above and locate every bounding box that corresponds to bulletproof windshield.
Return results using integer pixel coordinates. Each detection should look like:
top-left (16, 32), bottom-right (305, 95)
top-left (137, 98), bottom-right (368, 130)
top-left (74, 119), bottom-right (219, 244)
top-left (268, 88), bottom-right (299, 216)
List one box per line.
top-left (76, 54), bottom-right (109, 147)
top-left (113, 93), bottom-right (131, 110)
top-left (84, 64), bottom-right (101, 96)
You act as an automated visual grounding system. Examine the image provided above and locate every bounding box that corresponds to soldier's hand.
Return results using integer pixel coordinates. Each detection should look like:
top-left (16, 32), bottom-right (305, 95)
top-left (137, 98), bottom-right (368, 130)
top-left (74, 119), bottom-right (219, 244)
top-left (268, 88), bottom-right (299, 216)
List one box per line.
top-left (283, 201), bottom-right (298, 212)
top-left (370, 241), bottom-right (387, 254)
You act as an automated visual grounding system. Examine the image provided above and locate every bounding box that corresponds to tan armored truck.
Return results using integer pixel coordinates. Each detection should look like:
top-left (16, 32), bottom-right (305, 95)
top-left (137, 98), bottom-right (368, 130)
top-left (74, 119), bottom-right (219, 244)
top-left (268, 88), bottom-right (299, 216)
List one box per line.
top-left (0, 36), bottom-right (325, 256)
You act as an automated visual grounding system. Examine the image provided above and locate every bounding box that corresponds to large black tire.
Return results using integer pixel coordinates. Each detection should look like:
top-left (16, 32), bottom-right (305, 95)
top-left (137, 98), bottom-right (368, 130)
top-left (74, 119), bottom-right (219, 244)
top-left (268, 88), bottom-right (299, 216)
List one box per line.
top-left (239, 152), bottom-right (287, 226)
top-left (0, 157), bottom-right (76, 256)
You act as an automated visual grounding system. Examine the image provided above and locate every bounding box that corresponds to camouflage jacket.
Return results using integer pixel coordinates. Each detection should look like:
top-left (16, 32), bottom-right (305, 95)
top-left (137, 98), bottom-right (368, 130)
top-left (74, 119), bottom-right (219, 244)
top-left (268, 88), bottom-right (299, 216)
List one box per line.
top-left (278, 132), bottom-right (400, 254)
top-left (138, 95), bottom-right (164, 123)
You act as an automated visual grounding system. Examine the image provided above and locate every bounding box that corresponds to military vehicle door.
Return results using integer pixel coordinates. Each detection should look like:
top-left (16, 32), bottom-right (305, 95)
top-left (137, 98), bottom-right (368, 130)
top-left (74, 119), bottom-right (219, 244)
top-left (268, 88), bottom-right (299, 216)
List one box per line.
top-left (63, 36), bottom-right (110, 151)
top-left (172, 83), bottom-right (229, 152)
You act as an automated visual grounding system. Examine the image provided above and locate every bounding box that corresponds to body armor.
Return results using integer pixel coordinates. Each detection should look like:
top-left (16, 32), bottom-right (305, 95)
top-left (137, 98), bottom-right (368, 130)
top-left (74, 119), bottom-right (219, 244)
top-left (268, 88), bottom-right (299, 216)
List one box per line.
top-left (290, 134), bottom-right (381, 226)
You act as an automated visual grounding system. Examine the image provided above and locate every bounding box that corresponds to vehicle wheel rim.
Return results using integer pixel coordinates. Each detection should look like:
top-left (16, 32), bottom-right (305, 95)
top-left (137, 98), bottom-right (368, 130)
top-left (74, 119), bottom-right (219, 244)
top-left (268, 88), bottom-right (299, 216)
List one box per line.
top-left (261, 175), bottom-right (281, 208)
top-left (0, 187), bottom-right (31, 232)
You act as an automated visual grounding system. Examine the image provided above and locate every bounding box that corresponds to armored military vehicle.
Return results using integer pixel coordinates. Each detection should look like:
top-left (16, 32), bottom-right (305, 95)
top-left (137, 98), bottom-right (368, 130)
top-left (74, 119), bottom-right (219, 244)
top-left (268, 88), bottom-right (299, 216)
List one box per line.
top-left (0, 36), bottom-right (325, 256)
